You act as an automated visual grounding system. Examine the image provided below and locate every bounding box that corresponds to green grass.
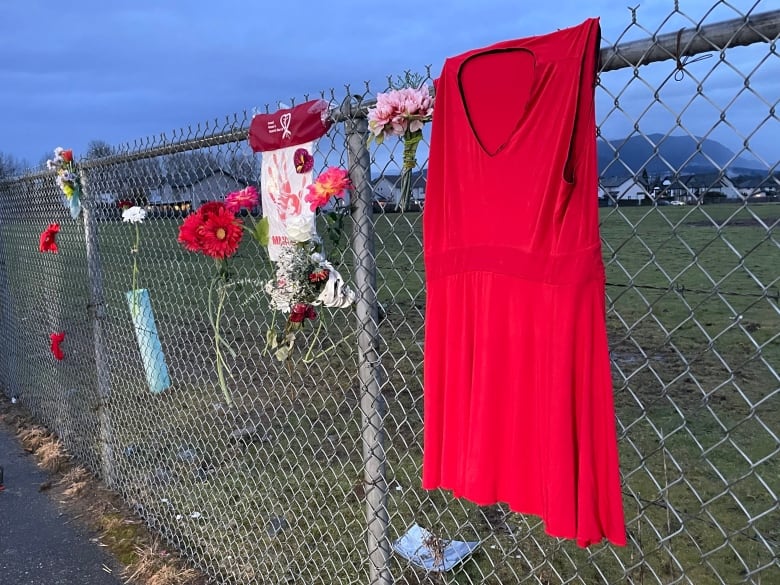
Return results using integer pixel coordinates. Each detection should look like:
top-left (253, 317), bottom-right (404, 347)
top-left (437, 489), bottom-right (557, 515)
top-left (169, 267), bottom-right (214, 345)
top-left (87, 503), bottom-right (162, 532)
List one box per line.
top-left (1, 203), bottom-right (777, 584)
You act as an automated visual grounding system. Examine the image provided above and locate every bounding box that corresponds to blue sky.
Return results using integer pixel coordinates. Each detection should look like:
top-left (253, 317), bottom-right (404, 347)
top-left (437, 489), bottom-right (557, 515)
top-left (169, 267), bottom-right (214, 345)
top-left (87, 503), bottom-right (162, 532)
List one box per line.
top-left (1, 0), bottom-right (777, 168)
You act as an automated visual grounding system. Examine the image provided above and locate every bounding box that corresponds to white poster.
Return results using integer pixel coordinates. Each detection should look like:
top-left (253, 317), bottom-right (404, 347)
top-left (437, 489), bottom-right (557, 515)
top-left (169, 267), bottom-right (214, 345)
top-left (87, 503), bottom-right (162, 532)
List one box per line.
top-left (260, 142), bottom-right (315, 261)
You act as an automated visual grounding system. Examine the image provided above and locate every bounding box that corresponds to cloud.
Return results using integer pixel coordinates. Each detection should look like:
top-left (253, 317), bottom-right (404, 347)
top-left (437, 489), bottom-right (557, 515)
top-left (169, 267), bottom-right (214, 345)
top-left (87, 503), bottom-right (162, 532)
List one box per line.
top-left (0, 0), bottom-right (776, 166)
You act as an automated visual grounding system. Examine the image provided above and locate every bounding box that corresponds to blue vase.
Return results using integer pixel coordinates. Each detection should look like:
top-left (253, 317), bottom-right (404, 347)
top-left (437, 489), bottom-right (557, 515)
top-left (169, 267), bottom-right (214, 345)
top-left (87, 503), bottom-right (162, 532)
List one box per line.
top-left (125, 288), bottom-right (171, 394)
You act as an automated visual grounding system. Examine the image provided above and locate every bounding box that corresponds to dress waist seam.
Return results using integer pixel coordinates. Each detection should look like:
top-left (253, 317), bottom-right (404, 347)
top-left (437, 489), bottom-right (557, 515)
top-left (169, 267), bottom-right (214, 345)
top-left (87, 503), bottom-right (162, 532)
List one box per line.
top-left (425, 244), bottom-right (605, 286)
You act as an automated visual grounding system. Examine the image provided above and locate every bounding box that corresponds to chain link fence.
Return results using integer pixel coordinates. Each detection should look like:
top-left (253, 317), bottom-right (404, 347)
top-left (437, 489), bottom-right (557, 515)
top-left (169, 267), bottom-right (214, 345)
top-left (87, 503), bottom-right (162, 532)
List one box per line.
top-left (1, 3), bottom-right (778, 584)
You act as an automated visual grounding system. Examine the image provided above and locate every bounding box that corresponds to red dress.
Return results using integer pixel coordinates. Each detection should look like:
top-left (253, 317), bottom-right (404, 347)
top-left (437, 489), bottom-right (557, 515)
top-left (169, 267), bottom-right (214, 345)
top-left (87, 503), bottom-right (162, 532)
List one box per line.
top-left (422, 18), bottom-right (626, 547)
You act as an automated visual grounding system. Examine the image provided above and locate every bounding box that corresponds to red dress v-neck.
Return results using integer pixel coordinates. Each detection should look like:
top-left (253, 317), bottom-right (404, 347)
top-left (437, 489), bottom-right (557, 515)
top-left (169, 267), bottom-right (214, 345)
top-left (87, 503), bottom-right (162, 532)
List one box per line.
top-left (422, 18), bottom-right (626, 548)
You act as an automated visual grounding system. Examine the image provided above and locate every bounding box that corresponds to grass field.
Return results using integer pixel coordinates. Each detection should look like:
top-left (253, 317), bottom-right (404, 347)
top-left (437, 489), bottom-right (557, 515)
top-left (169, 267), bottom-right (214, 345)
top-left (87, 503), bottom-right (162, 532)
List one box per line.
top-left (0, 202), bottom-right (777, 584)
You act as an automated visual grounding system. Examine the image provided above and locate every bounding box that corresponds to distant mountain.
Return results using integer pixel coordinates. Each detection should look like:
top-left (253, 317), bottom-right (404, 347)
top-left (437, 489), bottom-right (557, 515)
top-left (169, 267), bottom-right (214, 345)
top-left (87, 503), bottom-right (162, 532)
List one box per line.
top-left (598, 133), bottom-right (766, 179)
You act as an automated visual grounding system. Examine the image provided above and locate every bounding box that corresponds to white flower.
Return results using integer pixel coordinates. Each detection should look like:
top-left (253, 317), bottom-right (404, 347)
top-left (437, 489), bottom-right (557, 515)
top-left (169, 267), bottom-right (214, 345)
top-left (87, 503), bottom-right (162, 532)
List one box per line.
top-left (265, 280), bottom-right (290, 312)
top-left (53, 147), bottom-right (65, 156)
top-left (122, 206), bottom-right (147, 224)
top-left (60, 170), bottom-right (76, 183)
top-left (286, 216), bottom-right (314, 243)
top-left (46, 159), bottom-right (57, 170)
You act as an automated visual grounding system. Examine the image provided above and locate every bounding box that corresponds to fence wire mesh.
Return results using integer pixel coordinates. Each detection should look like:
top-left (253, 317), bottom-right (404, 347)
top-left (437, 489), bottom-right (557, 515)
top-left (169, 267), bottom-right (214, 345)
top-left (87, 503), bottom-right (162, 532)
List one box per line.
top-left (0, 3), bottom-right (778, 584)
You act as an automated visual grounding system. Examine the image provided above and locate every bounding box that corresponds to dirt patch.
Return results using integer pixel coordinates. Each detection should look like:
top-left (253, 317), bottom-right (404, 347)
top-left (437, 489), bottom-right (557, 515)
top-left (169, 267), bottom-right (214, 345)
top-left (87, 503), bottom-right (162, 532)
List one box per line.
top-left (686, 216), bottom-right (779, 228)
top-left (0, 397), bottom-right (207, 585)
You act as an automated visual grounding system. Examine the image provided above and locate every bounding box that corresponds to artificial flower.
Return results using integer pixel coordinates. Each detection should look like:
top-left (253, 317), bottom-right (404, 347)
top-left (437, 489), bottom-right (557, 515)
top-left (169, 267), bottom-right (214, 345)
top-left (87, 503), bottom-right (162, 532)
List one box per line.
top-left (198, 201), bottom-right (227, 221)
top-left (289, 303), bottom-right (317, 323)
top-left (198, 206), bottom-right (243, 259)
top-left (225, 186), bottom-right (259, 214)
top-left (264, 245), bottom-right (355, 313)
top-left (286, 215), bottom-right (314, 243)
top-left (177, 202), bottom-right (238, 255)
top-left (57, 178), bottom-right (75, 198)
top-left (124, 205), bottom-right (148, 313)
top-left (304, 167), bottom-right (352, 211)
top-left (308, 268), bottom-right (329, 283)
top-left (46, 146), bottom-right (82, 218)
top-left (122, 206), bottom-right (146, 224)
top-left (177, 212), bottom-right (205, 252)
top-left (117, 199), bottom-right (134, 210)
top-left (293, 148), bottom-right (314, 173)
top-left (39, 223), bottom-right (60, 253)
top-left (50, 332), bottom-right (65, 361)
top-left (367, 84), bottom-right (434, 211)
top-left (177, 199), bottom-right (244, 405)
top-left (367, 85), bottom-right (434, 140)
top-left (264, 243), bottom-right (354, 361)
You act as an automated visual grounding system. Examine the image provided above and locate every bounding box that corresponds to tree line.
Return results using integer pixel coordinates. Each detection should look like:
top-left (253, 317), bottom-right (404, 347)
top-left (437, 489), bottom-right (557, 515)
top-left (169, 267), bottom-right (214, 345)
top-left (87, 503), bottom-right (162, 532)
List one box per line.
top-left (0, 140), bottom-right (260, 205)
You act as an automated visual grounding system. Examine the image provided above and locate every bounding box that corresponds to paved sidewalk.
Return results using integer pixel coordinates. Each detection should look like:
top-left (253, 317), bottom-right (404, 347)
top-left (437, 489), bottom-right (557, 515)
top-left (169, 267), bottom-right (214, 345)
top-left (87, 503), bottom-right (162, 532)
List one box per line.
top-left (0, 424), bottom-right (124, 585)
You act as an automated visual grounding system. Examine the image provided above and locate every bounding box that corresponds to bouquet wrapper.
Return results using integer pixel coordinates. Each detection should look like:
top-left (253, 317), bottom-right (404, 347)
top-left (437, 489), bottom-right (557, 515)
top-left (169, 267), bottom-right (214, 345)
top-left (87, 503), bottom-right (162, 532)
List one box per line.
top-left (125, 288), bottom-right (171, 394)
top-left (68, 186), bottom-right (82, 219)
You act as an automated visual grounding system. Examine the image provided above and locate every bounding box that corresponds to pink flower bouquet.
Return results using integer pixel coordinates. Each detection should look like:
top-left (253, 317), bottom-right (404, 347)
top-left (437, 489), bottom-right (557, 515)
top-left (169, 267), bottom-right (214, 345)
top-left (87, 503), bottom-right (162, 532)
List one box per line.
top-left (368, 85), bottom-right (434, 143)
top-left (367, 85), bottom-right (434, 211)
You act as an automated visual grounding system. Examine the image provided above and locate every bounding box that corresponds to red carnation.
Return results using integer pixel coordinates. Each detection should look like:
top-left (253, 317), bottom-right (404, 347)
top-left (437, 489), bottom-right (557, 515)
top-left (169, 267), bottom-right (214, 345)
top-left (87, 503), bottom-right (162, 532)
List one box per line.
top-left (61, 150), bottom-right (74, 162)
top-left (50, 332), bottom-right (65, 360)
top-left (39, 223), bottom-right (60, 253)
top-left (199, 206), bottom-right (243, 259)
top-left (289, 303), bottom-right (317, 323)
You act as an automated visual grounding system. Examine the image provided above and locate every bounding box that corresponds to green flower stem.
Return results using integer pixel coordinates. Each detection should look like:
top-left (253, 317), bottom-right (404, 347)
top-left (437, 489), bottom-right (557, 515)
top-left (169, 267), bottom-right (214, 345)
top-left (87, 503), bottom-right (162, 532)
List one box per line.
top-left (263, 311), bottom-right (278, 356)
top-left (304, 311), bottom-right (326, 363)
top-left (399, 129), bottom-right (423, 213)
top-left (209, 277), bottom-right (232, 405)
top-left (301, 329), bottom-right (358, 364)
top-left (130, 223), bottom-right (141, 316)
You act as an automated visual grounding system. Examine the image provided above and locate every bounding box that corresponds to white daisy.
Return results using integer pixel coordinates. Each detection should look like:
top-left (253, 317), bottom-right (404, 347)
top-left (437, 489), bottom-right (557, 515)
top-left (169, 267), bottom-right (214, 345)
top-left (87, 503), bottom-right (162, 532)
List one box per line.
top-left (122, 206), bottom-right (147, 224)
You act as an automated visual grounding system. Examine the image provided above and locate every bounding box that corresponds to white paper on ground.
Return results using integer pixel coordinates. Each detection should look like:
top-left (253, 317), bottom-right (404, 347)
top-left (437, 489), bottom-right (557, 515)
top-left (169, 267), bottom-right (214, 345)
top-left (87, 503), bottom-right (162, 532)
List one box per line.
top-left (393, 523), bottom-right (480, 572)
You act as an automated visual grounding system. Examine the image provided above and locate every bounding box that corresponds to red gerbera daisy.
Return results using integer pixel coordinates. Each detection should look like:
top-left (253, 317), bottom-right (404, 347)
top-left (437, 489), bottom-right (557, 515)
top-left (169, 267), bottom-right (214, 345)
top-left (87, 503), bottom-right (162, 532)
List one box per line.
top-left (199, 206), bottom-right (243, 259)
top-left (39, 223), bottom-right (60, 253)
top-left (178, 212), bottom-right (205, 253)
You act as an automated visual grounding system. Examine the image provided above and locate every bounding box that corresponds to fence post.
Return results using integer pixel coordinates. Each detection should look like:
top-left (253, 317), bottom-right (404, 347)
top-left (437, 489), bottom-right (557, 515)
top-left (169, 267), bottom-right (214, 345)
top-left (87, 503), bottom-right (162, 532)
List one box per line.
top-left (0, 183), bottom-right (19, 399)
top-left (342, 96), bottom-right (393, 585)
top-left (79, 170), bottom-right (117, 488)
